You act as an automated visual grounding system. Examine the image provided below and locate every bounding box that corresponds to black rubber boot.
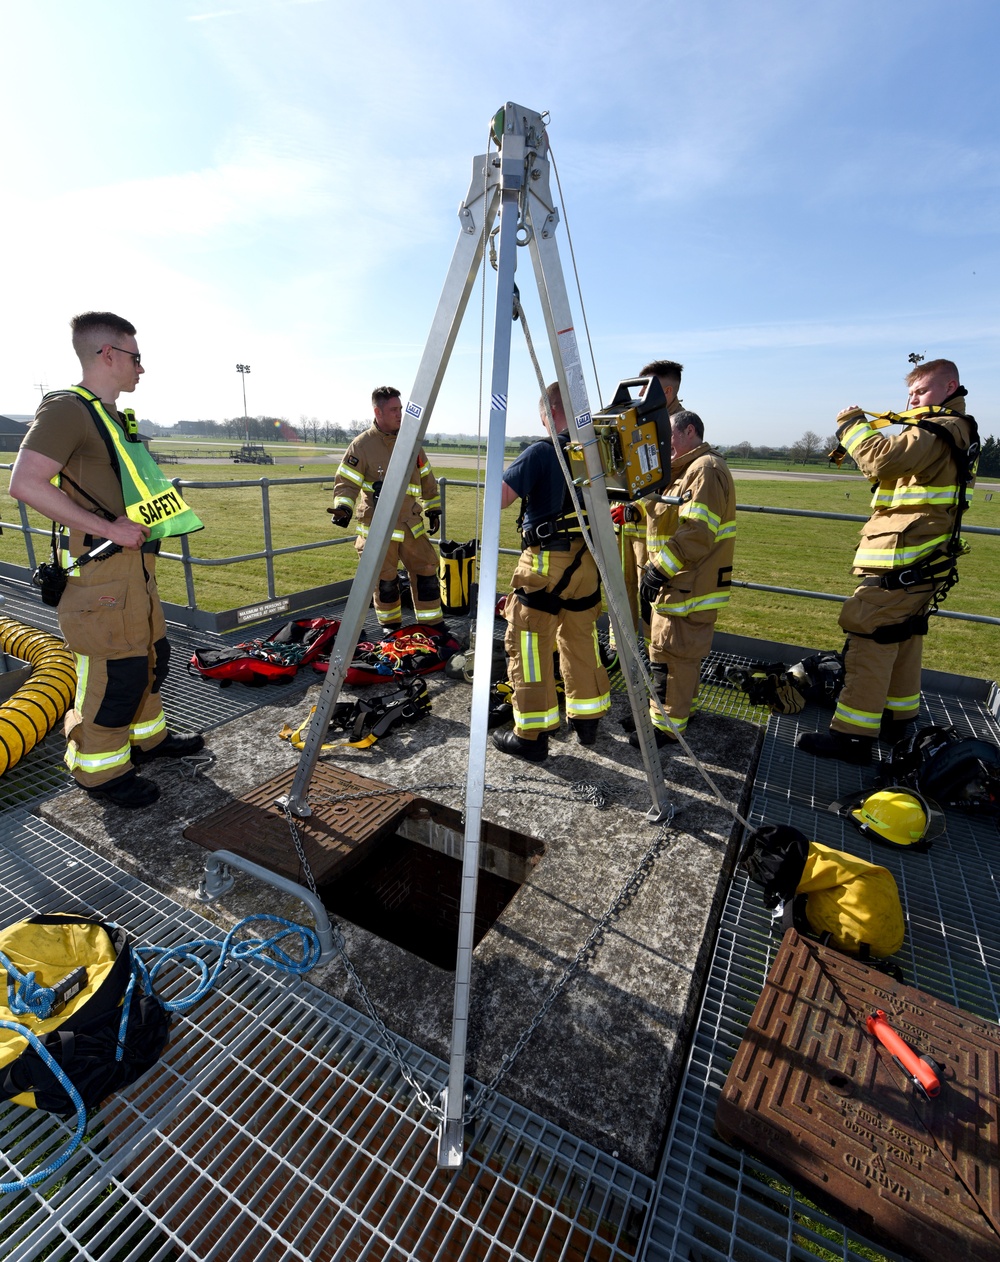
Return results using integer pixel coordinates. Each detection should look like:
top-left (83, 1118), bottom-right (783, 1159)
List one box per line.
top-left (86, 770), bottom-right (161, 809)
top-left (492, 730), bottom-right (549, 763)
top-left (796, 729), bottom-right (874, 765)
top-left (570, 718), bottom-right (599, 746)
top-left (879, 712), bottom-right (916, 742)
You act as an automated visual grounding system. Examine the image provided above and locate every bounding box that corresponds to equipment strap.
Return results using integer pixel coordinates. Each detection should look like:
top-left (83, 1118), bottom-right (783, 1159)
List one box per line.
top-left (279, 678), bottom-right (432, 751)
top-left (514, 543), bottom-right (599, 616)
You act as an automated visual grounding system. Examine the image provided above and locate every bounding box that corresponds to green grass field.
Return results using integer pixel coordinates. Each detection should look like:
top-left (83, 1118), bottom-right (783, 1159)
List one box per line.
top-left (3, 463), bottom-right (997, 682)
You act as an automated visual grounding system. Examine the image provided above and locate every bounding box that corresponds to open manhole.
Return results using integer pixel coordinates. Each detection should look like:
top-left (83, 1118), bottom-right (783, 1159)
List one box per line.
top-left (323, 802), bottom-right (541, 970)
top-left (185, 767), bottom-right (543, 967)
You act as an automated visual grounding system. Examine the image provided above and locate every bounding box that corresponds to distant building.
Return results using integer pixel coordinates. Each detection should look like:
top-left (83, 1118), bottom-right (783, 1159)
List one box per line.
top-left (0, 415), bottom-right (29, 454)
top-left (0, 414), bottom-right (153, 453)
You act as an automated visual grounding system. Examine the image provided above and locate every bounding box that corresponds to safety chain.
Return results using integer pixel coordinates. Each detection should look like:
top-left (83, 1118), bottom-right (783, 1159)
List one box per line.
top-left (277, 797), bottom-right (446, 1118)
top-left (463, 814), bottom-right (675, 1122)
top-left (492, 773), bottom-right (617, 812)
top-left (154, 751), bottom-right (217, 782)
top-left (274, 771), bottom-right (636, 1122)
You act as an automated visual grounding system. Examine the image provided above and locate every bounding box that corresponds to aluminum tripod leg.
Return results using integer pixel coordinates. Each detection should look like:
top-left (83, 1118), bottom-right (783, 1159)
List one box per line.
top-left (281, 157), bottom-right (500, 815)
top-left (437, 140), bottom-right (524, 1170)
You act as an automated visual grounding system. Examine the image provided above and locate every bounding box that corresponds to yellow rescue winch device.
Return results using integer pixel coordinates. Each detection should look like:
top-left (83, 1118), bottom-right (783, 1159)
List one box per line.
top-left (568, 376), bottom-right (672, 500)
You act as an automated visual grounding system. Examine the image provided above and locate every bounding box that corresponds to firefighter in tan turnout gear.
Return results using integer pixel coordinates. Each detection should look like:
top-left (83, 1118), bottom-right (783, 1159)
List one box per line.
top-left (330, 386), bottom-right (447, 633)
top-left (798, 358), bottom-right (978, 765)
top-left (492, 383), bottom-right (611, 763)
top-left (631, 410), bottom-right (736, 748)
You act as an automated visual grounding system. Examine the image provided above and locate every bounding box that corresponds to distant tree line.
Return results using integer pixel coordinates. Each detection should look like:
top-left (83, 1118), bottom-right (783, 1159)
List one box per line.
top-left (724, 431), bottom-right (838, 464)
top-left (724, 429), bottom-right (1000, 477)
top-left (977, 435), bottom-right (1000, 477)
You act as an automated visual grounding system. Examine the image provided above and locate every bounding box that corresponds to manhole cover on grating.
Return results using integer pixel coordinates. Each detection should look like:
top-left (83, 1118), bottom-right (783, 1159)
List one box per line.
top-left (716, 929), bottom-right (1000, 1262)
top-left (183, 765), bottom-right (421, 885)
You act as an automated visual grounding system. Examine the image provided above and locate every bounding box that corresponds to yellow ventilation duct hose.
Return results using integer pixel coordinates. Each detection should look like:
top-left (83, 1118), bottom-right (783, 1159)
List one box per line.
top-left (0, 619), bottom-right (76, 776)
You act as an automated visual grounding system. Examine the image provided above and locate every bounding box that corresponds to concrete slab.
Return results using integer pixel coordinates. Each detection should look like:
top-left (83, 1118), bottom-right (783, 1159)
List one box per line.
top-left (38, 672), bottom-right (759, 1174)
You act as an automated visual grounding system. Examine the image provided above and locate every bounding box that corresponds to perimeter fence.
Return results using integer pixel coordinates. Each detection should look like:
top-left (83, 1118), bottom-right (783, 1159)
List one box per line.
top-left (2, 470), bottom-right (999, 633)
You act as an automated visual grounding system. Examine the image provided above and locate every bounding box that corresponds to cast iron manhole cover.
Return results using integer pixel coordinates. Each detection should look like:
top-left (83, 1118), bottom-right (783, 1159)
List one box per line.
top-left (716, 928), bottom-right (1000, 1262)
top-left (183, 765), bottom-right (422, 886)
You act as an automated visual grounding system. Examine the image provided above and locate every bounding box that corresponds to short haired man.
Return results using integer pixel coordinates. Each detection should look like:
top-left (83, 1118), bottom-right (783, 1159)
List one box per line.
top-left (330, 387), bottom-right (449, 635)
top-left (493, 383), bottom-right (610, 762)
top-left (610, 360), bottom-right (686, 641)
top-left (798, 359), bottom-right (977, 764)
top-left (632, 408), bottom-right (736, 747)
top-left (9, 312), bottom-right (204, 808)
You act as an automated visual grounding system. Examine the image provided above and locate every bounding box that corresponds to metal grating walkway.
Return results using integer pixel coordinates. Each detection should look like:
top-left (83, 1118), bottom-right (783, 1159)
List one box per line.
top-left (3, 580), bottom-right (999, 1259)
top-left (641, 689), bottom-right (1000, 1261)
top-left (0, 812), bottom-right (653, 1261)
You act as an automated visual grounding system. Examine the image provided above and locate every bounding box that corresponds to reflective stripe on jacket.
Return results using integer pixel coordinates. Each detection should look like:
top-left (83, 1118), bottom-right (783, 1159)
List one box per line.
top-left (837, 399), bottom-right (975, 572)
top-left (648, 443), bottom-right (736, 618)
top-left (332, 425), bottom-right (439, 533)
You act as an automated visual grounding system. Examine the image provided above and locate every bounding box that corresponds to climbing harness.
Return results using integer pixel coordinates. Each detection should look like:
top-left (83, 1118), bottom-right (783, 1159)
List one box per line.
top-left (514, 294), bottom-right (751, 835)
top-left (314, 625), bottom-right (459, 686)
top-left (832, 401), bottom-right (980, 628)
top-left (279, 678), bottom-right (432, 751)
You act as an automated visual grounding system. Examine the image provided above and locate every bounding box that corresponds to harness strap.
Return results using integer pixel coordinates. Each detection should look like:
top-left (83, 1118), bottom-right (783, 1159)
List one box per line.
top-left (514, 544), bottom-right (600, 616)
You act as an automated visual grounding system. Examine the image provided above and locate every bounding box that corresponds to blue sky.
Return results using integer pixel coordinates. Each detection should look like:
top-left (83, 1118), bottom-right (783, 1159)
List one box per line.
top-left (2, 0), bottom-right (997, 445)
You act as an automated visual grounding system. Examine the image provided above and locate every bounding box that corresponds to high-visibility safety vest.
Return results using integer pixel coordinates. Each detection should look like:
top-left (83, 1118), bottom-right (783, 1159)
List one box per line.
top-left (56, 387), bottom-right (203, 542)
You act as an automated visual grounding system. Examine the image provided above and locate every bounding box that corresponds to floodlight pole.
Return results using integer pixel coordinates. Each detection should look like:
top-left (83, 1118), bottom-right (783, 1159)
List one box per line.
top-left (236, 363), bottom-right (251, 441)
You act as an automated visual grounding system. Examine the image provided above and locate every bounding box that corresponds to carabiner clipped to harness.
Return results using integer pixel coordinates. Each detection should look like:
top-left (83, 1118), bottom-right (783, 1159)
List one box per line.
top-left (279, 678), bottom-right (432, 752)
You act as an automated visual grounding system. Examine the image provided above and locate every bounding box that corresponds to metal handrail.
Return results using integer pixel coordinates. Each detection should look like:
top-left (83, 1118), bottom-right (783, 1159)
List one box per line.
top-left (2, 467), bottom-right (998, 627)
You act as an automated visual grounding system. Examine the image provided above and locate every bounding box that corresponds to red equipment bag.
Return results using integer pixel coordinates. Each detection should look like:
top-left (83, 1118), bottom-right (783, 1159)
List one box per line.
top-left (188, 618), bottom-right (341, 687)
top-left (313, 624), bottom-right (460, 685)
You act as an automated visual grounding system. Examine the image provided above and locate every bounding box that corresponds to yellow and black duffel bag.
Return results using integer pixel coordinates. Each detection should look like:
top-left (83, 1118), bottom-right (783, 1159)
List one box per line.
top-left (740, 824), bottom-right (905, 959)
top-left (0, 914), bottom-right (169, 1117)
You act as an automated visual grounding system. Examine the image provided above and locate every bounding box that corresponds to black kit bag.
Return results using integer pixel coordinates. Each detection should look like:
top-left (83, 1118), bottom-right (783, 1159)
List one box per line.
top-left (888, 725), bottom-right (1000, 813)
top-left (0, 914), bottom-right (169, 1117)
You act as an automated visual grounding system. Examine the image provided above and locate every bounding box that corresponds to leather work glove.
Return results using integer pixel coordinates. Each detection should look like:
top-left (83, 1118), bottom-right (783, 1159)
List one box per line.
top-left (327, 506), bottom-right (352, 528)
top-left (426, 510), bottom-right (441, 535)
top-left (610, 502), bottom-right (641, 526)
top-left (639, 561), bottom-right (670, 606)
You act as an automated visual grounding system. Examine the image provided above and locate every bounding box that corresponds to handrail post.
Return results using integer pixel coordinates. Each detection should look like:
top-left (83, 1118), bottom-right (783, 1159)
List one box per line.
top-left (438, 477), bottom-right (448, 544)
top-left (260, 479), bottom-right (276, 599)
top-left (172, 476), bottom-right (198, 608)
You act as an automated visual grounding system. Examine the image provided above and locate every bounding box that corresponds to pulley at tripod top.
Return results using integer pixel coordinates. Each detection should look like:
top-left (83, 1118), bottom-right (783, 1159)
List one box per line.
top-left (568, 375), bottom-right (673, 501)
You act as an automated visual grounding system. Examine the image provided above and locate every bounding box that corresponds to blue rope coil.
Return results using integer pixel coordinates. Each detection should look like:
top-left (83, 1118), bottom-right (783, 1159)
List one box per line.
top-left (0, 950), bottom-right (59, 1021)
top-left (0, 915), bottom-right (322, 1196)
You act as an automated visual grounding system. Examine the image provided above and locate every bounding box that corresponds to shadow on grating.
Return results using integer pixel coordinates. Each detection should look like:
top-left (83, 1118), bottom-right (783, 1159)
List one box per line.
top-left (642, 689), bottom-right (1000, 1262)
top-left (0, 812), bottom-right (653, 1261)
top-left (6, 581), bottom-right (999, 1260)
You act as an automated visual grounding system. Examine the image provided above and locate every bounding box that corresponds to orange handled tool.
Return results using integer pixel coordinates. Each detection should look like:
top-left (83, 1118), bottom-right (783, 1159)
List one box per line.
top-left (866, 1009), bottom-right (941, 1099)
